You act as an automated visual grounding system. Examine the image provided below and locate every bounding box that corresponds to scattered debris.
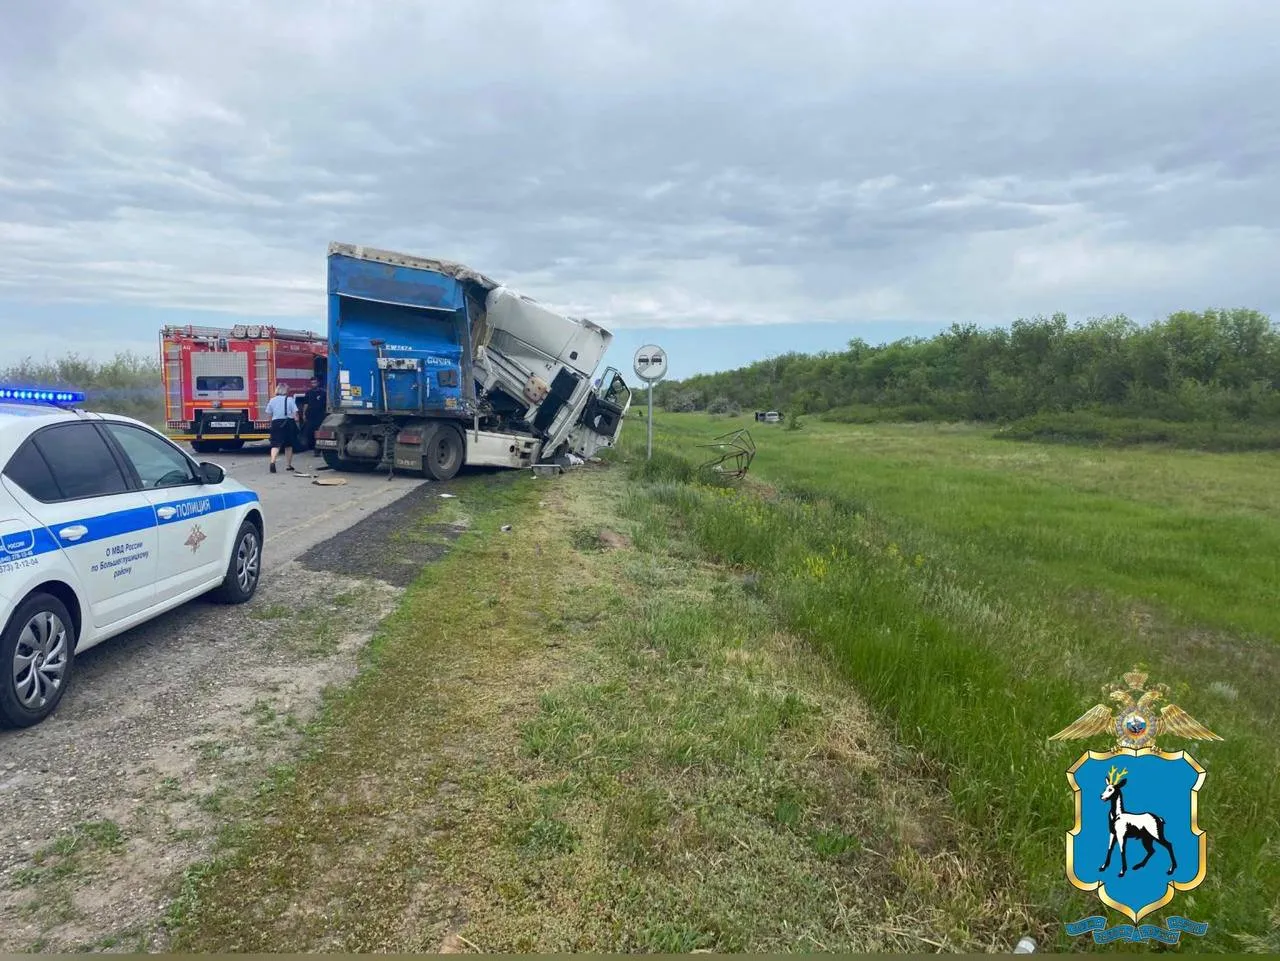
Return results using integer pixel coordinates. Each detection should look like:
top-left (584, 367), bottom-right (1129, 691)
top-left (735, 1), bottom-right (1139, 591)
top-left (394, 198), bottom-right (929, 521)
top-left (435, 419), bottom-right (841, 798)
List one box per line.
top-left (1014, 936), bottom-right (1036, 954)
top-left (313, 477), bottom-right (348, 486)
top-left (697, 428), bottom-right (756, 478)
top-left (531, 464), bottom-right (562, 478)
top-left (439, 493), bottom-right (457, 498)
top-left (500, 524), bottom-right (513, 532)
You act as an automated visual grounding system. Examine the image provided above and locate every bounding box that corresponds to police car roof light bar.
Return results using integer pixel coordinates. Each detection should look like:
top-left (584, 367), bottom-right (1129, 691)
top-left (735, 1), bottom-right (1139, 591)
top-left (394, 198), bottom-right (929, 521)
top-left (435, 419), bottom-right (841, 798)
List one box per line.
top-left (0, 386), bottom-right (88, 405)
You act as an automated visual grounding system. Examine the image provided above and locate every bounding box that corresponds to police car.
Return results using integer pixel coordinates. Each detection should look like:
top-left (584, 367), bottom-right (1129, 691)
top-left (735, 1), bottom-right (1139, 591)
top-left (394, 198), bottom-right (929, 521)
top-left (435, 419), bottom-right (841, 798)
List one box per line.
top-left (0, 387), bottom-right (265, 729)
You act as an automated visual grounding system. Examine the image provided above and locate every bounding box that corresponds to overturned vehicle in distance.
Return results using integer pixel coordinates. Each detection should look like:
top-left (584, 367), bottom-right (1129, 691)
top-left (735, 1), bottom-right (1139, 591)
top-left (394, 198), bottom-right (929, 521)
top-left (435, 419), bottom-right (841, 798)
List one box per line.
top-left (315, 242), bottom-right (634, 480)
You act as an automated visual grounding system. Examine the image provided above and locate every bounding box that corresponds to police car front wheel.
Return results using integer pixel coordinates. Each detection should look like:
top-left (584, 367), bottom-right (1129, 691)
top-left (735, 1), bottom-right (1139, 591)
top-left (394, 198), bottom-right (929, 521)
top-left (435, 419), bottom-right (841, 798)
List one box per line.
top-left (1, 592), bottom-right (76, 729)
top-left (210, 519), bottom-right (262, 604)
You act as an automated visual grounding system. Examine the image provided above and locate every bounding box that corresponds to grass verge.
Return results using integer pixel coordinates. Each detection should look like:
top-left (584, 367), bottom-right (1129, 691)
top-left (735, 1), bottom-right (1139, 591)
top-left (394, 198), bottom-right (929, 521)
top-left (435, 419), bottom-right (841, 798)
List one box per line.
top-left (163, 461), bottom-right (1036, 952)
top-left (621, 415), bottom-right (1280, 952)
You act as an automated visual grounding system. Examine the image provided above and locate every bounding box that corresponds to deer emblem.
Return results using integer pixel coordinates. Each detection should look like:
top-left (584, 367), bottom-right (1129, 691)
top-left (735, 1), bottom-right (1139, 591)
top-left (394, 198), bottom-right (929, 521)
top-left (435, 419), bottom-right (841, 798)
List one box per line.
top-left (1098, 765), bottom-right (1177, 878)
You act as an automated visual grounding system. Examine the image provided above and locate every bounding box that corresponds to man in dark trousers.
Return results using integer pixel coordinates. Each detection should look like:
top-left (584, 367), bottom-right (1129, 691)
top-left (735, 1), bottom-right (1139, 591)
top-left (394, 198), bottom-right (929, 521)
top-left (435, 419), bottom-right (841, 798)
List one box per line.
top-left (299, 376), bottom-right (328, 455)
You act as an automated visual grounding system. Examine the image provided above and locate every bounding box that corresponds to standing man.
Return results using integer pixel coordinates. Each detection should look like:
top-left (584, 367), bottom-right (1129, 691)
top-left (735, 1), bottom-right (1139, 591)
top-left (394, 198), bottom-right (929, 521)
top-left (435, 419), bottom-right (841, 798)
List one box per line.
top-left (266, 382), bottom-right (298, 473)
top-left (299, 376), bottom-right (327, 456)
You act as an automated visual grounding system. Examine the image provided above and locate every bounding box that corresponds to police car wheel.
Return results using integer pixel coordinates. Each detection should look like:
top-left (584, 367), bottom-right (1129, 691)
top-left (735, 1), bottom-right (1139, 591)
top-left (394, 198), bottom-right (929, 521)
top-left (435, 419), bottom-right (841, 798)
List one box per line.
top-left (209, 520), bottom-right (261, 604)
top-left (1, 592), bottom-right (76, 729)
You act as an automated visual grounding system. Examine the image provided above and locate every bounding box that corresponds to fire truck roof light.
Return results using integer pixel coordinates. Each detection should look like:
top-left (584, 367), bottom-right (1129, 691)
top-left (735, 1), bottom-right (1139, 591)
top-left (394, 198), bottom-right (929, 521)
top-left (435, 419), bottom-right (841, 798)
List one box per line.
top-left (0, 386), bottom-right (87, 404)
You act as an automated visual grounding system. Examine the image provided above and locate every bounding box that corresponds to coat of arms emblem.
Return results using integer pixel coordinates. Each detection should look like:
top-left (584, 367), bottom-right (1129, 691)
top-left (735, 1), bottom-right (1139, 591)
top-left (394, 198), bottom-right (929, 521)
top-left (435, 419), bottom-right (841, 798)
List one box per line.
top-left (1049, 667), bottom-right (1220, 945)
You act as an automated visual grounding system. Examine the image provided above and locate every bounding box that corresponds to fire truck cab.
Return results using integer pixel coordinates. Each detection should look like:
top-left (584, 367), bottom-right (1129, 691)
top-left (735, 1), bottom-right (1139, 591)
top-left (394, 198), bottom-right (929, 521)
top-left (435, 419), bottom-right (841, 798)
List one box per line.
top-left (161, 324), bottom-right (328, 453)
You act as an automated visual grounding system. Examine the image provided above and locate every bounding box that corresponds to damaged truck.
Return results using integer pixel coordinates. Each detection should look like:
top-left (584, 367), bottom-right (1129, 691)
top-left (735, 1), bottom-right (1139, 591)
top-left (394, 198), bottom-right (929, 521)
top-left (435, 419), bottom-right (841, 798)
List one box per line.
top-left (314, 242), bottom-right (634, 480)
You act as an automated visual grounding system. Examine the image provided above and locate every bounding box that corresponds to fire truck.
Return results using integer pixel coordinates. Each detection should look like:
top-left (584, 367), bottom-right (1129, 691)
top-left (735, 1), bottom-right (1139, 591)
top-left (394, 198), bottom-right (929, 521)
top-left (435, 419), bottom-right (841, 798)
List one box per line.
top-left (160, 323), bottom-right (328, 453)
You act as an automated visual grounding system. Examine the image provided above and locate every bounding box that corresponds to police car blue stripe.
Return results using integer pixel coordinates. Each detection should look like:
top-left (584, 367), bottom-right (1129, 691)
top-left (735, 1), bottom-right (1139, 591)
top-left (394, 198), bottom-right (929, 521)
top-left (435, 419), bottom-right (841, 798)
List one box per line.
top-left (153, 494), bottom-right (226, 526)
top-left (53, 506), bottom-right (157, 549)
top-left (222, 490), bottom-right (260, 509)
top-left (2, 488), bottom-right (259, 561)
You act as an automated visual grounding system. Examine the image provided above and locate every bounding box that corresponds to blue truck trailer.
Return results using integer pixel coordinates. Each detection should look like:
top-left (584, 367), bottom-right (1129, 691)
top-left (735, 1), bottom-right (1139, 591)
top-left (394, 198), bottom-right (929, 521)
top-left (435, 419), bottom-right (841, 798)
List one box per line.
top-left (314, 242), bottom-right (633, 479)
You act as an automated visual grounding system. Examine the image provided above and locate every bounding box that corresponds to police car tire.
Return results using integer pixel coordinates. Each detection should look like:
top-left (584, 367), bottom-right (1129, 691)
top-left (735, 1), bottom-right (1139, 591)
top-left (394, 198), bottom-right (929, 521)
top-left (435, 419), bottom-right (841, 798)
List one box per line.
top-left (1, 592), bottom-right (76, 729)
top-left (209, 519), bottom-right (261, 605)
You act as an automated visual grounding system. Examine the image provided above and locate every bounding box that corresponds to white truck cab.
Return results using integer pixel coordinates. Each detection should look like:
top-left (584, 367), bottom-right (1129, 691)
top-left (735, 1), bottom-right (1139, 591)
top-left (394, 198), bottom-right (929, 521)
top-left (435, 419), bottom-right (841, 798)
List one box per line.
top-left (0, 387), bottom-right (265, 728)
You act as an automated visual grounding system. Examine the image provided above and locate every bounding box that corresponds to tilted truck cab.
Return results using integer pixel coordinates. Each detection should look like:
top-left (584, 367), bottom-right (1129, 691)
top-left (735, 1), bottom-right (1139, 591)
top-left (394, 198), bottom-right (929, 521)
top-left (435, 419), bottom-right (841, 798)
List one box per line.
top-left (314, 243), bottom-right (632, 479)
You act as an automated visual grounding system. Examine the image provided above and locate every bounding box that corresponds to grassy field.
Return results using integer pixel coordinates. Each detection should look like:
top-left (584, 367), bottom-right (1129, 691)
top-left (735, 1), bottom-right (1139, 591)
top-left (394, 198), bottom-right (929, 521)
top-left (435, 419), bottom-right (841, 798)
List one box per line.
top-left (165, 460), bottom-right (1042, 953)
top-left (623, 411), bottom-right (1280, 951)
top-left (161, 411), bottom-right (1278, 953)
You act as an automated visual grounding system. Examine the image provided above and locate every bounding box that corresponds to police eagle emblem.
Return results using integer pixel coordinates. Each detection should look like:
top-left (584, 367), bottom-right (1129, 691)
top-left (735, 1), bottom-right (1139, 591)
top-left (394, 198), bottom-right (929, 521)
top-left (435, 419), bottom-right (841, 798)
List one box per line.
top-left (184, 523), bottom-right (207, 554)
top-left (1049, 668), bottom-right (1223, 753)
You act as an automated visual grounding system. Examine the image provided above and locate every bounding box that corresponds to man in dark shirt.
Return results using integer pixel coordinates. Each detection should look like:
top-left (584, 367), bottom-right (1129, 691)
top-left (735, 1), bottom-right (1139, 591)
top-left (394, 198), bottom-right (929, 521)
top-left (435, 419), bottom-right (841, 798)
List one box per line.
top-left (299, 377), bottom-right (327, 455)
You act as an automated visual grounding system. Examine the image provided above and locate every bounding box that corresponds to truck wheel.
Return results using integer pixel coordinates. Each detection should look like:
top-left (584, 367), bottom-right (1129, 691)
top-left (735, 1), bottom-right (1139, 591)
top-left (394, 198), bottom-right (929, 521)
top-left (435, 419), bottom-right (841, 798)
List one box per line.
top-left (1, 592), bottom-right (76, 729)
top-left (422, 424), bottom-right (464, 481)
top-left (192, 440), bottom-right (220, 454)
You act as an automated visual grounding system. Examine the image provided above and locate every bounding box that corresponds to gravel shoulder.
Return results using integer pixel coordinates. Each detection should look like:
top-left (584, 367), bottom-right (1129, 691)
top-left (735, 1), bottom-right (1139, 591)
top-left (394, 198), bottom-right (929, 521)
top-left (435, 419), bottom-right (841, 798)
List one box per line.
top-left (0, 475), bottom-right (479, 953)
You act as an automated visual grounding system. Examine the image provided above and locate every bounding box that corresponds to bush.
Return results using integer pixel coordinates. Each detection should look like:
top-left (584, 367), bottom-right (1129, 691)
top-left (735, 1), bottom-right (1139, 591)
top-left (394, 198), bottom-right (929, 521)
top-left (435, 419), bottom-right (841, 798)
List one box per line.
top-left (995, 411), bottom-right (1280, 451)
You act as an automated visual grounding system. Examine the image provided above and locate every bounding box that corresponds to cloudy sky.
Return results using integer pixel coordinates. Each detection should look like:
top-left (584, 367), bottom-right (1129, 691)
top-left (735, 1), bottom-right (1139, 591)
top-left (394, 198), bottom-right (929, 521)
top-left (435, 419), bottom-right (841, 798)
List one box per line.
top-left (1, 0), bottom-right (1277, 380)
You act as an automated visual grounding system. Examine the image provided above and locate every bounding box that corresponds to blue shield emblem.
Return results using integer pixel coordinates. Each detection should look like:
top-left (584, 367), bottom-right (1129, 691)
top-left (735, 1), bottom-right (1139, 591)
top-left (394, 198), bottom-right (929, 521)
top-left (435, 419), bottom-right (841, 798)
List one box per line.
top-left (1067, 749), bottom-right (1205, 921)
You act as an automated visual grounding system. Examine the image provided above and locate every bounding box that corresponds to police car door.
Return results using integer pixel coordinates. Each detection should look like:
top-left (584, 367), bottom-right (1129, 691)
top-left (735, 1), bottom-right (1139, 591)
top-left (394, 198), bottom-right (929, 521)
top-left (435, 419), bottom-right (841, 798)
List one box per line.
top-left (1, 422), bottom-right (159, 628)
top-left (100, 422), bottom-right (229, 603)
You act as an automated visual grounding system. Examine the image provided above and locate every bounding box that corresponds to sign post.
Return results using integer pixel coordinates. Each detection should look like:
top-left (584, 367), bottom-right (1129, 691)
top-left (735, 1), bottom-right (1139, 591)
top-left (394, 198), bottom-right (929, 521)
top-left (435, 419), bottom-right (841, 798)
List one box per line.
top-left (633, 344), bottom-right (668, 461)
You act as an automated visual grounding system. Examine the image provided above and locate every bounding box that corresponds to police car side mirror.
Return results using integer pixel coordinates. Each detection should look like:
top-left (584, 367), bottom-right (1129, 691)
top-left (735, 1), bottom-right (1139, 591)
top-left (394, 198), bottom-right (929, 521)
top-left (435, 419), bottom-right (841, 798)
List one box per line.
top-left (198, 462), bottom-right (225, 485)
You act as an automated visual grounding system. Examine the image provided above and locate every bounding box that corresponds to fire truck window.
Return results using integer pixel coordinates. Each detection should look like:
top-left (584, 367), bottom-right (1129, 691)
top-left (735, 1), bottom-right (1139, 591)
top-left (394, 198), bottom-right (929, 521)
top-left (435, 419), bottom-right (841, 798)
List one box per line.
top-left (104, 424), bottom-right (197, 489)
top-left (196, 376), bottom-right (244, 391)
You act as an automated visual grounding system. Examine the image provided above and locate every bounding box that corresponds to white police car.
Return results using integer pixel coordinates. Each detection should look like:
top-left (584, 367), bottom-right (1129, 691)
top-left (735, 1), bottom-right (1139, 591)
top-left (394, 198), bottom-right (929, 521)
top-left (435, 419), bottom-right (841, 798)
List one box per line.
top-left (0, 387), bottom-right (265, 729)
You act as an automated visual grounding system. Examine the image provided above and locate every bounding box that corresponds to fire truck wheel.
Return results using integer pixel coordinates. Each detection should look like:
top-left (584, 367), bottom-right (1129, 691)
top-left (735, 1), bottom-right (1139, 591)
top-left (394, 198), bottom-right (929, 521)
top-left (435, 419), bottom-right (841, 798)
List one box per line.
top-left (422, 424), bottom-right (464, 482)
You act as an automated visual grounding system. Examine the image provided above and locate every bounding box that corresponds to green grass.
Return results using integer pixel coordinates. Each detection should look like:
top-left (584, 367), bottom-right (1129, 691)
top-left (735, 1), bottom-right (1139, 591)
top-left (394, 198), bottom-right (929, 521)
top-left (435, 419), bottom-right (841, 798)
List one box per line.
top-left (620, 412), bottom-right (1280, 952)
top-left (162, 464), bottom-right (1033, 952)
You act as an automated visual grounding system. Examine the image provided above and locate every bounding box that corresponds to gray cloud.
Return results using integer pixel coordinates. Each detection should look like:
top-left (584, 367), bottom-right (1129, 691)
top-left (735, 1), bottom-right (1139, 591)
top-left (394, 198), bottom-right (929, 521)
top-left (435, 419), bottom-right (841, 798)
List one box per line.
top-left (1, 0), bottom-right (1278, 360)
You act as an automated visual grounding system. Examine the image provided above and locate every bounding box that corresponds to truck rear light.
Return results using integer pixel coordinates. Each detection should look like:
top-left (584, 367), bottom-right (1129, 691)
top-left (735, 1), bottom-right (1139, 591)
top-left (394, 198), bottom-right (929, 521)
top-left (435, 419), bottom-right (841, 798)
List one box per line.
top-left (396, 427), bottom-right (424, 445)
top-left (314, 428), bottom-right (335, 440)
top-left (166, 420), bottom-right (192, 430)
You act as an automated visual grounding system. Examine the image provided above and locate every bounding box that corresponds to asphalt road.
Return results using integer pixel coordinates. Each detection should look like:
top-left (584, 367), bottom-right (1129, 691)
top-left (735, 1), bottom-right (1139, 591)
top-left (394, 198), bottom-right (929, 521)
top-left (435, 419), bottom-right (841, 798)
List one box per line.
top-left (206, 443), bottom-right (428, 566)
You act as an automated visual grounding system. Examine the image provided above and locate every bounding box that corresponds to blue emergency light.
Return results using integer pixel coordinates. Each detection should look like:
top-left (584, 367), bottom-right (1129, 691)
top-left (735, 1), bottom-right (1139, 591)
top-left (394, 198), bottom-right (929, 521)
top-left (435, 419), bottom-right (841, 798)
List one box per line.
top-left (0, 386), bottom-right (87, 404)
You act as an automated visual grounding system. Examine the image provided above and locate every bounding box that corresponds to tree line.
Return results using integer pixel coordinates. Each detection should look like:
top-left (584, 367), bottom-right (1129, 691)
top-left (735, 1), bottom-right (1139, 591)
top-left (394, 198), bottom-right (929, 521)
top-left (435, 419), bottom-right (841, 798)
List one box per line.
top-left (656, 308), bottom-right (1280, 426)
top-left (0, 351), bottom-right (165, 425)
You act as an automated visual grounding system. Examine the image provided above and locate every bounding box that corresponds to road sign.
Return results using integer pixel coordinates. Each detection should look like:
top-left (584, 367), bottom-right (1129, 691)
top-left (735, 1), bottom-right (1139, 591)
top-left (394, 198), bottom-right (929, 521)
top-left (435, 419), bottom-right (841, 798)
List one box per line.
top-left (633, 345), bottom-right (668, 384)
top-left (633, 345), bottom-right (667, 459)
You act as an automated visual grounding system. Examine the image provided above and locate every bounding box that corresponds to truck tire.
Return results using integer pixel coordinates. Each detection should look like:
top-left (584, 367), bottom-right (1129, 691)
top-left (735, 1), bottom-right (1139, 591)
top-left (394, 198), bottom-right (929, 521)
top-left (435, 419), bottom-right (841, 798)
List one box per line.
top-left (422, 424), bottom-right (464, 481)
top-left (191, 440), bottom-right (220, 454)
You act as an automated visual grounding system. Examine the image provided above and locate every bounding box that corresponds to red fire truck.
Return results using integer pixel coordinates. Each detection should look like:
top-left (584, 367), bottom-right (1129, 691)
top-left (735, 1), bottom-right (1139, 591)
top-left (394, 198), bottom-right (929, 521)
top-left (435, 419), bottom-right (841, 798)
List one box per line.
top-left (160, 323), bottom-right (328, 453)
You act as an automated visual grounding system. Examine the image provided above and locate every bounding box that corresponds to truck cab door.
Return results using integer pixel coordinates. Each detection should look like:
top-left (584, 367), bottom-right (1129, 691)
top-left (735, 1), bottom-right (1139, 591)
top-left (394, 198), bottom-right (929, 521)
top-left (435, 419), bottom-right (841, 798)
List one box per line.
top-left (577, 369), bottom-right (632, 443)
